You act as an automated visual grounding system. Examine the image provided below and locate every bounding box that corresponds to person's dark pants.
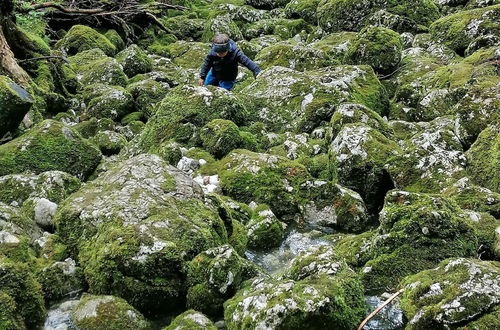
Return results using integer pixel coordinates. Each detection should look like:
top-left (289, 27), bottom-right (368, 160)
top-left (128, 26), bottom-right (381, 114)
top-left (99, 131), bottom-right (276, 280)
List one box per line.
top-left (204, 69), bottom-right (235, 90)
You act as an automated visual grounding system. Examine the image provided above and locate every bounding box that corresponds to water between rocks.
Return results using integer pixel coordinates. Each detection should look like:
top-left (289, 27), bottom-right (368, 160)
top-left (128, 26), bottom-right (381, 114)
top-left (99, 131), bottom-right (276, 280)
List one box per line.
top-left (44, 227), bottom-right (404, 329)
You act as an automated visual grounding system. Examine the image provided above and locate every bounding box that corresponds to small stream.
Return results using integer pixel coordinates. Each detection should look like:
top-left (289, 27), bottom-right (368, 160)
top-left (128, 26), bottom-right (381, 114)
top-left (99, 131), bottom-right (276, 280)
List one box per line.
top-left (246, 226), bottom-right (405, 330)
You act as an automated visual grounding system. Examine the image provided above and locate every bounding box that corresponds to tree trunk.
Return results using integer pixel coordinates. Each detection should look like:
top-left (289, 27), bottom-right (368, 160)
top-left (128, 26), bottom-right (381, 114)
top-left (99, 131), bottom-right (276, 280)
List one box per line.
top-left (0, 0), bottom-right (32, 87)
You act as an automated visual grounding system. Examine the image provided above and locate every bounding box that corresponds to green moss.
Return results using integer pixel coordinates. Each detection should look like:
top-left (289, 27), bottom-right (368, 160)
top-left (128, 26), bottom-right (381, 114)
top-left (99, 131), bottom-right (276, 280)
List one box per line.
top-left (345, 26), bottom-right (403, 74)
top-left (55, 25), bottom-right (116, 56)
top-left (71, 294), bottom-right (149, 330)
top-left (162, 15), bottom-right (205, 40)
top-left (126, 79), bottom-right (169, 118)
top-left (91, 131), bottom-right (127, 156)
top-left (247, 206), bottom-right (286, 249)
top-left (0, 120), bottom-right (102, 180)
top-left (430, 5), bottom-right (500, 53)
top-left (185, 148), bottom-right (216, 164)
top-left (466, 125), bottom-right (500, 193)
top-left (121, 112), bottom-right (144, 125)
top-left (83, 84), bottom-right (134, 120)
top-left (203, 14), bottom-right (243, 42)
top-left (201, 119), bottom-right (243, 159)
top-left (310, 32), bottom-right (357, 62)
top-left (256, 43), bottom-right (329, 71)
top-left (0, 75), bottom-right (34, 138)
top-left (0, 258), bottom-right (46, 329)
top-left (400, 258), bottom-right (500, 328)
top-left (104, 29), bottom-right (125, 52)
top-left (242, 18), bottom-right (310, 40)
top-left (164, 310), bottom-right (217, 330)
top-left (116, 45), bottom-right (153, 78)
top-left (36, 260), bottom-right (85, 302)
top-left (285, 0), bottom-right (321, 24)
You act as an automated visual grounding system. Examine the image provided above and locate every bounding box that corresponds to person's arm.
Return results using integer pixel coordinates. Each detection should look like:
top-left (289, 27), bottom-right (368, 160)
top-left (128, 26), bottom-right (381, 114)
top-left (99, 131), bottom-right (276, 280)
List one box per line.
top-left (235, 49), bottom-right (261, 78)
top-left (199, 54), bottom-right (214, 80)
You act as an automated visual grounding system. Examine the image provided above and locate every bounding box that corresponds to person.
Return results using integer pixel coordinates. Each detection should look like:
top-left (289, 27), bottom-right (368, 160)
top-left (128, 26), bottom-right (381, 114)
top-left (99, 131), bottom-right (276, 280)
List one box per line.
top-left (198, 33), bottom-right (261, 90)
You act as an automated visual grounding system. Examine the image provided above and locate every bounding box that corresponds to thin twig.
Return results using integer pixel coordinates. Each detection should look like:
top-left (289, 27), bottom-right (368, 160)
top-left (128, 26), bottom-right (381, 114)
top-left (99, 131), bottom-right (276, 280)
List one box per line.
top-left (357, 289), bottom-right (404, 330)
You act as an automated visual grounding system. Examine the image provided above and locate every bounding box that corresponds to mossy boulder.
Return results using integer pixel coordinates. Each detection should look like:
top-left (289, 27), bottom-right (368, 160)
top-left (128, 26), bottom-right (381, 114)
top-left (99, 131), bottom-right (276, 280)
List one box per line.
top-left (164, 310), bottom-right (217, 330)
top-left (54, 154), bottom-right (228, 314)
top-left (82, 84), bottom-right (134, 120)
top-left (387, 116), bottom-right (467, 193)
top-left (91, 130), bottom-right (127, 155)
top-left (400, 258), bottom-right (500, 329)
top-left (360, 191), bottom-right (478, 293)
top-left (284, 0), bottom-right (321, 24)
top-left (139, 85), bottom-right (250, 150)
top-left (0, 257), bottom-right (46, 329)
top-left (163, 15), bottom-right (206, 40)
top-left (67, 49), bottom-right (128, 87)
top-left (329, 123), bottom-right (401, 213)
top-left (162, 41), bottom-right (210, 70)
top-left (224, 255), bottom-right (366, 329)
top-left (299, 181), bottom-right (370, 233)
top-left (115, 44), bottom-right (153, 78)
top-left (317, 0), bottom-right (440, 33)
top-left (239, 65), bottom-right (388, 133)
top-left (74, 117), bottom-right (115, 139)
top-left (186, 245), bottom-right (261, 315)
top-left (55, 25), bottom-right (116, 56)
top-left (430, 5), bottom-right (500, 54)
top-left (0, 76), bottom-right (34, 138)
top-left (71, 294), bottom-right (149, 330)
top-left (310, 32), bottom-right (357, 63)
top-left (364, 9), bottom-right (420, 33)
top-left (443, 177), bottom-right (500, 219)
top-left (465, 125), bottom-right (500, 193)
top-left (461, 211), bottom-right (499, 260)
top-left (345, 26), bottom-right (403, 74)
top-left (0, 120), bottom-right (101, 180)
top-left (203, 14), bottom-right (244, 41)
top-left (255, 42), bottom-right (329, 71)
top-left (202, 149), bottom-right (311, 218)
top-left (242, 18), bottom-right (309, 40)
top-left (104, 29), bottom-right (125, 52)
top-left (330, 103), bottom-right (392, 140)
top-left (126, 79), bottom-right (169, 118)
top-left (246, 206), bottom-right (286, 249)
top-left (36, 258), bottom-right (85, 302)
top-left (200, 119), bottom-right (244, 159)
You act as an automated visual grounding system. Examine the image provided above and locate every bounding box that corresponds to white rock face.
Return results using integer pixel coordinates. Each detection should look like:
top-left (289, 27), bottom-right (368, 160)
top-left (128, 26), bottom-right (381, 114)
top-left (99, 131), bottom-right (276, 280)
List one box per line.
top-left (34, 198), bottom-right (58, 227)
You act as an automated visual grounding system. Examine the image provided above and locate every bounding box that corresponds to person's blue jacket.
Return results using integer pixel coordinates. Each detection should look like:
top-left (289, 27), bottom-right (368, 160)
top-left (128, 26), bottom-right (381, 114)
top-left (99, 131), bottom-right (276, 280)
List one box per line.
top-left (200, 40), bottom-right (261, 82)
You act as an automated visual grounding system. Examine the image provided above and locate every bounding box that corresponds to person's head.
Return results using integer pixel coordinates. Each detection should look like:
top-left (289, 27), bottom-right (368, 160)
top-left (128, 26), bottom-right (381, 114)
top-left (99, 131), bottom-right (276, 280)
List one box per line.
top-left (212, 34), bottom-right (230, 57)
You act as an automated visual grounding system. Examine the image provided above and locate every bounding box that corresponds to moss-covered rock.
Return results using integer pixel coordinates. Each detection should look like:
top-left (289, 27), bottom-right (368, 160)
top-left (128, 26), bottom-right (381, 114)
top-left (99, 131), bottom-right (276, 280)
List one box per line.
top-left (91, 130), bottom-right (127, 155)
top-left (55, 25), bottom-right (116, 56)
top-left (330, 103), bottom-right (392, 140)
top-left (360, 191), bottom-right (478, 293)
top-left (163, 15), bottom-right (206, 41)
top-left (330, 123), bottom-right (400, 213)
top-left (345, 26), bottom-right (403, 74)
top-left (461, 211), bottom-right (499, 260)
top-left (443, 177), bottom-right (500, 219)
top-left (139, 85), bottom-right (249, 150)
top-left (186, 245), bottom-right (260, 315)
top-left (203, 14), bottom-right (244, 41)
top-left (201, 149), bottom-right (311, 217)
top-left (224, 257), bottom-right (366, 329)
top-left (67, 49), bottom-right (128, 88)
top-left (115, 45), bottom-right (153, 78)
top-left (284, 0), bottom-right (321, 24)
top-left (364, 9), bottom-right (420, 33)
top-left (164, 310), bottom-right (217, 330)
top-left (0, 257), bottom-right (46, 329)
top-left (246, 205), bottom-right (286, 249)
top-left (161, 41), bottom-right (210, 70)
top-left (430, 5), bottom-right (500, 54)
top-left (104, 29), bottom-right (125, 52)
top-left (54, 154), bottom-right (228, 314)
top-left (465, 125), bottom-right (500, 193)
top-left (0, 120), bottom-right (101, 180)
top-left (387, 116), bottom-right (467, 193)
top-left (82, 84), bottom-right (134, 120)
top-left (126, 79), bottom-right (169, 118)
top-left (317, 0), bottom-right (440, 33)
top-left (71, 294), bottom-right (149, 330)
top-left (239, 65), bottom-right (388, 133)
top-left (255, 42), bottom-right (329, 71)
top-left (200, 119), bottom-right (244, 159)
top-left (0, 76), bottom-right (34, 138)
top-left (36, 258), bottom-right (85, 302)
top-left (242, 18), bottom-right (309, 40)
top-left (310, 32), bottom-right (357, 63)
top-left (400, 258), bottom-right (500, 329)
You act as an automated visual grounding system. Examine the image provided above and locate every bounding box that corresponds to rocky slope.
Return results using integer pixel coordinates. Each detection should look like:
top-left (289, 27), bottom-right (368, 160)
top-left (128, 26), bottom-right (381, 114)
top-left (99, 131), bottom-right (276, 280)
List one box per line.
top-left (0, 0), bottom-right (499, 329)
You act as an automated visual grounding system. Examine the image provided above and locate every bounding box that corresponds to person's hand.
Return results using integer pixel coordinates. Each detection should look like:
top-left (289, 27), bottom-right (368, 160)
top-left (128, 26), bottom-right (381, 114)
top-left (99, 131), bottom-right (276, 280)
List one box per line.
top-left (198, 78), bottom-right (204, 86)
top-left (255, 72), bottom-right (262, 79)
